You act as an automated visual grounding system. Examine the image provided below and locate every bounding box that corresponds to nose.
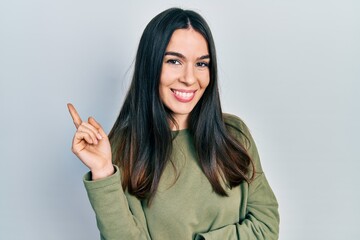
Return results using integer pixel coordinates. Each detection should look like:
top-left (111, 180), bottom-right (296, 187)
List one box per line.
top-left (180, 64), bottom-right (196, 86)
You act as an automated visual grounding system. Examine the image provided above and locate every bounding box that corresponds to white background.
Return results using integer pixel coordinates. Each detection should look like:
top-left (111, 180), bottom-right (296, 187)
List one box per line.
top-left (0, 0), bottom-right (359, 239)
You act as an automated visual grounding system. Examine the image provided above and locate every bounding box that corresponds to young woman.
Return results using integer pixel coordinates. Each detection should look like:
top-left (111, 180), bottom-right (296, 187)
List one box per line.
top-left (68, 8), bottom-right (279, 240)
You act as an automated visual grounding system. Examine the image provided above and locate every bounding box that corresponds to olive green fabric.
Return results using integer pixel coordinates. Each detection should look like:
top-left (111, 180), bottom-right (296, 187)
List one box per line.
top-left (83, 114), bottom-right (279, 239)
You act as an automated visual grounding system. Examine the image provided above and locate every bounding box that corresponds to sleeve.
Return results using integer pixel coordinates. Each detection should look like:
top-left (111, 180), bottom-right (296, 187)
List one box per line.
top-left (195, 114), bottom-right (280, 240)
top-left (83, 165), bottom-right (151, 240)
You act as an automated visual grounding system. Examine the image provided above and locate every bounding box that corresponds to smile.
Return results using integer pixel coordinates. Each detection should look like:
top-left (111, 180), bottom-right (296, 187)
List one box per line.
top-left (171, 89), bottom-right (196, 103)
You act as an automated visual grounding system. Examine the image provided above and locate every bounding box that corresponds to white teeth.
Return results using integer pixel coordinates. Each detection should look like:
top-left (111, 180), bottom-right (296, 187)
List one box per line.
top-left (173, 90), bottom-right (194, 99)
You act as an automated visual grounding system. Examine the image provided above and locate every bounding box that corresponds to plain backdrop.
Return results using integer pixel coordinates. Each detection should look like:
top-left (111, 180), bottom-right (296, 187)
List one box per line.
top-left (0, 0), bottom-right (359, 239)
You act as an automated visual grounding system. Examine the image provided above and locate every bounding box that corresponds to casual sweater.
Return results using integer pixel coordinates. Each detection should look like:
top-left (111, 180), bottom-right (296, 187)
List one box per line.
top-left (83, 113), bottom-right (279, 240)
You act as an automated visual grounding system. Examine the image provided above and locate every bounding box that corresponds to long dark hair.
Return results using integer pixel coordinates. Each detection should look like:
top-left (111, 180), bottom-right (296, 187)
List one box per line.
top-left (109, 8), bottom-right (254, 204)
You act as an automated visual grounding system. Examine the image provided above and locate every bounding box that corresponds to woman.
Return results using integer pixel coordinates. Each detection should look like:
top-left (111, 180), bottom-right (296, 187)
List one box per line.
top-left (68, 8), bottom-right (279, 240)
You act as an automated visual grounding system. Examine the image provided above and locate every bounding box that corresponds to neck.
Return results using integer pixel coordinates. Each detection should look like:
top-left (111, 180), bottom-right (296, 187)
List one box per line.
top-left (169, 114), bottom-right (189, 131)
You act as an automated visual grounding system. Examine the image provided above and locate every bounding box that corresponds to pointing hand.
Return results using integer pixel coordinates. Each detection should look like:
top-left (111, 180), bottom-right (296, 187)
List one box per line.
top-left (67, 103), bottom-right (113, 180)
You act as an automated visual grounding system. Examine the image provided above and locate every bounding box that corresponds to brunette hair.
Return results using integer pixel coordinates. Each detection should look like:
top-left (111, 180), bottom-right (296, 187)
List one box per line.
top-left (109, 8), bottom-right (254, 204)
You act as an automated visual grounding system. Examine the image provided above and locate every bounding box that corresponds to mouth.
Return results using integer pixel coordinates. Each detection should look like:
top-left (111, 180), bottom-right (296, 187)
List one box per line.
top-left (171, 89), bottom-right (197, 103)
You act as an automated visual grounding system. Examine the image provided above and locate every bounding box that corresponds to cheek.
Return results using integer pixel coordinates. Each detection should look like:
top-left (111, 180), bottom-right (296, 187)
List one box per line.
top-left (159, 80), bottom-right (168, 99)
top-left (199, 72), bottom-right (210, 88)
top-left (160, 65), bottom-right (179, 86)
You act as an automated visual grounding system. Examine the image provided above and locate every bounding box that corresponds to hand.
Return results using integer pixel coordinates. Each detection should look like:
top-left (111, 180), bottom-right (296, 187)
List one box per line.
top-left (67, 103), bottom-right (114, 180)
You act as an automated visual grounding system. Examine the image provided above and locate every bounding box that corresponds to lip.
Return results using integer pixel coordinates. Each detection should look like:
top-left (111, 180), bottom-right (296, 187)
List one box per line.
top-left (171, 89), bottom-right (197, 103)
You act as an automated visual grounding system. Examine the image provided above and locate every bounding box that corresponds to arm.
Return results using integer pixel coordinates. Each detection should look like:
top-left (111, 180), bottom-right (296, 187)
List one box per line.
top-left (84, 165), bottom-right (151, 240)
top-left (67, 104), bottom-right (150, 239)
top-left (195, 114), bottom-right (280, 240)
top-left (195, 173), bottom-right (279, 240)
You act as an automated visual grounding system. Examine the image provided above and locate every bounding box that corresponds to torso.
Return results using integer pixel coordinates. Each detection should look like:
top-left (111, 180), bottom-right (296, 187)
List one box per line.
top-left (142, 129), bottom-right (241, 239)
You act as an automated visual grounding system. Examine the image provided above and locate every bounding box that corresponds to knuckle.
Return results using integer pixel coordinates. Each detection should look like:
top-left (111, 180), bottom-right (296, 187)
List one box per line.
top-left (71, 146), bottom-right (77, 154)
top-left (75, 130), bottom-right (82, 136)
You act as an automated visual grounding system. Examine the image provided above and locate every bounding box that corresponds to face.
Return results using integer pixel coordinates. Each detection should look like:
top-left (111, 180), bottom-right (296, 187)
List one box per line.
top-left (159, 28), bottom-right (210, 130)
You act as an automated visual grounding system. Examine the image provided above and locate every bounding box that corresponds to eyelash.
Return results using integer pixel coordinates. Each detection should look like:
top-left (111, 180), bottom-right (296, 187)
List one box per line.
top-left (166, 59), bottom-right (181, 65)
top-left (166, 59), bottom-right (209, 68)
top-left (196, 62), bottom-right (209, 68)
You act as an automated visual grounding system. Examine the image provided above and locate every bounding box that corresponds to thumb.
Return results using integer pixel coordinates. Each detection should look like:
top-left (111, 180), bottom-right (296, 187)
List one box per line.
top-left (88, 117), bottom-right (107, 137)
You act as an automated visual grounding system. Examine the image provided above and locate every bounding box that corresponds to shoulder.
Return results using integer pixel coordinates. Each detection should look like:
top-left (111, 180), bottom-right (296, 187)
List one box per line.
top-left (223, 113), bottom-right (247, 131)
top-left (223, 113), bottom-right (251, 147)
top-left (223, 113), bottom-right (263, 173)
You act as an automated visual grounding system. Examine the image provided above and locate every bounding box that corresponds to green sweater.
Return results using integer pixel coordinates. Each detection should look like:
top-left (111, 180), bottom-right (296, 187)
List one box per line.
top-left (83, 114), bottom-right (279, 240)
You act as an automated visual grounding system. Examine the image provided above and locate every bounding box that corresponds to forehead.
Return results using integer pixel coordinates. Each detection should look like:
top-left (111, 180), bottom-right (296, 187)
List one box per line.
top-left (166, 28), bottom-right (209, 55)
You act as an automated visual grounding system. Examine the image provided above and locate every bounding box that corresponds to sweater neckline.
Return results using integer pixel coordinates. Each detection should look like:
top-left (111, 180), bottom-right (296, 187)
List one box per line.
top-left (171, 128), bottom-right (190, 137)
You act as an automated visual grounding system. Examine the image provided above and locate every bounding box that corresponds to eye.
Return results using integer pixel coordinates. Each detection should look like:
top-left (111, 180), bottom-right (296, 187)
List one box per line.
top-left (166, 59), bottom-right (181, 65)
top-left (196, 62), bottom-right (209, 68)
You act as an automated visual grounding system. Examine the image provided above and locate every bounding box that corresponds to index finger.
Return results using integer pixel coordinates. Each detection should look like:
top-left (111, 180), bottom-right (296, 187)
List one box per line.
top-left (67, 103), bottom-right (82, 128)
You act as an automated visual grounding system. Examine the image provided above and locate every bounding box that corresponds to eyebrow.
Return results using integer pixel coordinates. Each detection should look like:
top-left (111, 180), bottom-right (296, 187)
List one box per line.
top-left (164, 51), bottom-right (210, 60)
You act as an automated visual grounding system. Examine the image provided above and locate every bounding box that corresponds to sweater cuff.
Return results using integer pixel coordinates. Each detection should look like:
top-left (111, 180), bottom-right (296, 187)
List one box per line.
top-left (83, 165), bottom-right (120, 190)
